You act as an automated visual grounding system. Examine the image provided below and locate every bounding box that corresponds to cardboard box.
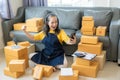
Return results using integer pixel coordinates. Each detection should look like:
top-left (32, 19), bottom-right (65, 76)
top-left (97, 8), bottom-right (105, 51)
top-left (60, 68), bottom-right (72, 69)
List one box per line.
top-left (81, 26), bottom-right (94, 32)
top-left (27, 44), bottom-right (35, 54)
top-left (82, 16), bottom-right (93, 21)
top-left (72, 61), bottom-right (99, 78)
top-left (4, 46), bottom-right (28, 58)
top-left (78, 42), bottom-right (103, 55)
top-left (7, 41), bottom-right (15, 46)
top-left (13, 23), bottom-right (26, 30)
top-left (33, 64), bottom-right (53, 77)
top-left (26, 26), bottom-right (42, 32)
top-left (18, 43), bottom-right (35, 54)
top-left (82, 20), bottom-right (94, 28)
top-left (26, 18), bottom-right (43, 27)
top-left (33, 66), bottom-right (43, 80)
top-left (75, 57), bottom-right (92, 66)
top-left (94, 50), bottom-right (106, 70)
top-left (9, 60), bottom-right (25, 72)
top-left (82, 31), bottom-right (94, 36)
top-left (81, 35), bottom-right (98, 44)
top-left (18, 41), bottom-right (30, 47)
top-left (4, 67), bottom-right (25, 78)
top-left (4, 46), bottom-right (29, 68)
top-left (5, 54), bottom-right (28, 68)
top-left (59, 70), bottom-right (79, 80)
top-left (96, 26), bottom-right (107, 36)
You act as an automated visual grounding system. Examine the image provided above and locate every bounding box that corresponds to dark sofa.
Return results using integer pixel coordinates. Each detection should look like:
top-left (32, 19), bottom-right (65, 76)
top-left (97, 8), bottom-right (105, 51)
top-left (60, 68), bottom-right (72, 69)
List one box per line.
top-left (2, 7), bottom-right (120, 61)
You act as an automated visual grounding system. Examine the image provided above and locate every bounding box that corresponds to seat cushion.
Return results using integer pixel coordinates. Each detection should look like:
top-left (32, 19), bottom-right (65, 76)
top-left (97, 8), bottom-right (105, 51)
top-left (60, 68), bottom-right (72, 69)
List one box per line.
top-left (10, 30), bottom-right (37, 42)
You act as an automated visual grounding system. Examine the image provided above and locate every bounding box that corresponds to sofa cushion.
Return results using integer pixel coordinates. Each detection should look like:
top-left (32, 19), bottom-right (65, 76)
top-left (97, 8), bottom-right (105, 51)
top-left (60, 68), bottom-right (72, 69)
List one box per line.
top-left (84, 10), bottom-right (113, 31)
top-left (54, 9), bottom-right (81, 30)
top-left (25, 7), bottom-right (52, 20)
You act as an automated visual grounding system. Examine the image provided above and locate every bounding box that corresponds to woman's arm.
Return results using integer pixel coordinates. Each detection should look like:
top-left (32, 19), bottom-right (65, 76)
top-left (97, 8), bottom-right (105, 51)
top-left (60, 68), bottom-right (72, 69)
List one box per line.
top-left (22, 26), bottom-right (34, 40)
top-left (60, 29), bottom-right (76, 45)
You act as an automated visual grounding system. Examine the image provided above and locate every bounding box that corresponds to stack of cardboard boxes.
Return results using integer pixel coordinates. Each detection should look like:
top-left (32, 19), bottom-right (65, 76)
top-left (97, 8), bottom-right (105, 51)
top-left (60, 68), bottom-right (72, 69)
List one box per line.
top-left (81, 16), bottom-right (95, 35)
top-left (78, 36), bottom-right (103, 55)
top-left (4, 59), bottom-right (26, 78)
top-left (4, 41), bottom-right (36, 78)
top-left (72, 36), bottom-right (100, 78)
top-left (13, 18), bottom-right (44, 32)
top-left (4, 45), bottom-right (28, 78)
top-left (72, 16), bottom-right (107, 78)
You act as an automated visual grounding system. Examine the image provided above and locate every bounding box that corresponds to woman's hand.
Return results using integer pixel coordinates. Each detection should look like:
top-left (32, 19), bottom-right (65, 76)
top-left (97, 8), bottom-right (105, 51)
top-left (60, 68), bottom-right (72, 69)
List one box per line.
top-left (69, 35), bottom-right (76, 44)
top-left (67, 35), bottom-right (76, 45)
top-left (21, 25), bottom-right (34, 40)
top-left (22, 25), bottom-right (27, 31)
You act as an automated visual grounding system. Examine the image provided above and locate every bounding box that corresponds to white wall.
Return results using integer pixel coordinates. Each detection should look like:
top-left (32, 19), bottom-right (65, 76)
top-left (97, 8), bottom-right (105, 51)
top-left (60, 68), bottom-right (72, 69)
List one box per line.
top-left (10, 0), bottom-right (23, 17)
top-left (0, 0), bottom-right (23, 49)
top-left (92, 0), bottom-right (120, 7)
top-left (92, 0), bottom-right (110, 7)
top-left (0, 18), bottom-right (4, 49)
top-left (110, 0), bottom-right (120, 8)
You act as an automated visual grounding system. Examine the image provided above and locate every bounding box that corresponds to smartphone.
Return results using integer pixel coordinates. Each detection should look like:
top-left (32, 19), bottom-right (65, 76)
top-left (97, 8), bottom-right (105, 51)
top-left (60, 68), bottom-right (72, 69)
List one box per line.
top-left (74, 52), bottom-right (86, 58)
top-left (70, 33), bottom-right (75, 39)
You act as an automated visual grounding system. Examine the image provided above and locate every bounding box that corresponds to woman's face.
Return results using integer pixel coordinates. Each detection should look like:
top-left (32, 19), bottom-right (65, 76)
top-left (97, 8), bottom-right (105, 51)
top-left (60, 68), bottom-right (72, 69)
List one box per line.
top-left (48, 16), bottom-right (58, 31)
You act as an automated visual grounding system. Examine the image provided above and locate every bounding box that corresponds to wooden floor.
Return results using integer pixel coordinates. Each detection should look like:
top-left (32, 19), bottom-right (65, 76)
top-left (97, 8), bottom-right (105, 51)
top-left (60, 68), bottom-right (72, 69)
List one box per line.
top-left (0, 49), bottom-right (120, 80)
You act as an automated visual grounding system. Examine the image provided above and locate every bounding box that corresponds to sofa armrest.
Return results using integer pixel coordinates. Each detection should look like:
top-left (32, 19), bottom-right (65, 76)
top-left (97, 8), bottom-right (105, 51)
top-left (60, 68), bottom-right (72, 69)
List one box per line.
top-left (108, 20), bottom-right (120, 61)
top-left (118, 26), bottom-right (120, 64)
top-left (75, 30), bottom-right (82, 44)
top-left (2, 7), bottom-right (25, 45)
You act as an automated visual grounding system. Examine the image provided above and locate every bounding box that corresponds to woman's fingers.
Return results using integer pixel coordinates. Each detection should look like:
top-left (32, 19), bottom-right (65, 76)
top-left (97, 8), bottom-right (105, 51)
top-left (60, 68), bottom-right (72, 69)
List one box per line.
top-left (22, 25), bottom-right (26, 31)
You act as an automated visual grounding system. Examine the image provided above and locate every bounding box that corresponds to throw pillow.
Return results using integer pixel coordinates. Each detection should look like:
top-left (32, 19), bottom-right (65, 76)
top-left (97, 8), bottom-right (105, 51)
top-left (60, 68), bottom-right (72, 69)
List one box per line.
top-left (54, 9), bottom-right (81, 30)
top-left (25, 7), bottom-right (52, 20)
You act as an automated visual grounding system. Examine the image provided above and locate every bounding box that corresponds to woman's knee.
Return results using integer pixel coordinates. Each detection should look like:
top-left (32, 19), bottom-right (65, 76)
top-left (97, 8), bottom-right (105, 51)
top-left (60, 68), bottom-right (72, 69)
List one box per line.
top-left (29, 52), bottom-right (37, 59)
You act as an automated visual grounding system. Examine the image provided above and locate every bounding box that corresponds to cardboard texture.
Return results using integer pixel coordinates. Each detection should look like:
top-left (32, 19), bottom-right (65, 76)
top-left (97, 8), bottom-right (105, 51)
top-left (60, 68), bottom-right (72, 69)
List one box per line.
top-left (33, 66), bottom-right (43, 80)
top-left (96, 26), bottom-right (107, 36)
top-left (7, 41), bottom-right (15, 46)
top-left (82, 16), bottom-right (93, 21)
top-left (27, 44), bottom-right (35, 54)
top-left (26, 26), bottom-right (42, 32)
top-left (81, 26), bottom-right (94, 32)
top-left (75, 57), bottom-right (92, 66)
top-left (81, 35), bottom-right (98, 44)
top-left (18, 41), bottom-right (30, 47)
top-left (26, 18), bottom-right (43, 27)
top-left (4, 67), bottom-right (25, 78)
top-left (82, 31), bottom-right (94, 35)
top-left (9, 60), bottom-right (25, 72)
top-left (72, 61), bottom-right (99, 78)
top-left (33, 64), bottom-right (53, 77)
top-left (78, 42), bottom-right (103, 55)
top-left (13, 23), bottom-right (26, 30)
top-left (59, 70), bottom-right (79, 80)
top-left (94, 50), bottom-right (106, 70)
top-left (82, 20), bottom-right (94, 28)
